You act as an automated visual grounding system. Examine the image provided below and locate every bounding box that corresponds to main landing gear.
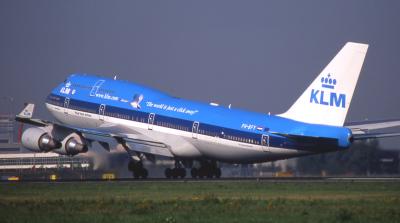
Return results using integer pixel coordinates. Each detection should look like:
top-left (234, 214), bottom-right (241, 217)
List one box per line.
top-left (165, 161), bottom-right (186, 179)
top-left (128, 160), bottom-right (148, 179)
top-left (191, 161), bottom-right (221, 178)
top-left (120, 140), bottom-right (149, 179)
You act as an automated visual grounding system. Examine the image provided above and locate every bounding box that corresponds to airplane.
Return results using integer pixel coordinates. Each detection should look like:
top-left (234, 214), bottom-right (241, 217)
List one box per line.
top-left (16, 42), bottom-right (400, 178)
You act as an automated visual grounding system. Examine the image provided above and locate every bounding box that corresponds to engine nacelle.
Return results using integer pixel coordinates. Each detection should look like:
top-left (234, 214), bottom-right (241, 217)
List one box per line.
top-left (64, 137), bottom-right (88, 155)
top-left (53, 133), bottom-right (88, 156)
top-left (21, 127), bottom-right (61, 152)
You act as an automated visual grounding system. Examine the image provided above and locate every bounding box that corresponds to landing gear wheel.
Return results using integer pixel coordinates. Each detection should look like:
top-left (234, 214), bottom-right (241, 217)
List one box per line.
top-left (133, 171), bottom-right (141, 179)
top-left (166, 160), bottom-right (188, 179)
top-left (193, 161), bottom-right (222, 179)
top-left (178, 168), bottom-right (186, 178)
top-left (165, 168), bottom-right (172, 179)
top-left (128, 161), bottom-right (136, 172)
top-left (141, 168), bottom-right (148, 179)
top-left (129, 161), bottom-right (148, 179)
top-left (198, 167), bottom-right (206, 178)
top-left (133, 167), bottom-right (148, 179)
top-left (206, 170), bottom-right (213, 178)
top-left (191, 168), bottom-right (198, 178)
top-left (215, 168), bottom-right (221, 178)
top-left (165, 168), bottom-right (186, 179)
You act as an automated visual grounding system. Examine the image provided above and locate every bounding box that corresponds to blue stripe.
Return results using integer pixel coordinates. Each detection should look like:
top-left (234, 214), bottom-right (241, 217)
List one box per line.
top-left (46, 93), bottom-right (339, 151)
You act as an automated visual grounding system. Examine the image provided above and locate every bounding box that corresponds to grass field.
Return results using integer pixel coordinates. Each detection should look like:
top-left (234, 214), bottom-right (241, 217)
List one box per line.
top-left (1, 181), bottom-right (400, 223)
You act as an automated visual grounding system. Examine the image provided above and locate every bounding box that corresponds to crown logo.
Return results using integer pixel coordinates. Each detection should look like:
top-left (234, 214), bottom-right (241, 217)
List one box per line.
top-left (65, 81), bottom-right (72, 88)
top-left (320, 74), bottom-right (336, 89)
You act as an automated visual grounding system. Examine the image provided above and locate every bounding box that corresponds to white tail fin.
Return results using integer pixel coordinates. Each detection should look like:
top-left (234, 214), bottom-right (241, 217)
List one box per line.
top-left (279, 42), bottom-right (368, 126)
top-left (18, 103), bottom-right (35, 118)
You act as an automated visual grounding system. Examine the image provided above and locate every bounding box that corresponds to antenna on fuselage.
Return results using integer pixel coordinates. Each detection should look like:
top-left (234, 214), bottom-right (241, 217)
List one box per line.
top-left (113, 75), bottom-right (118, 80)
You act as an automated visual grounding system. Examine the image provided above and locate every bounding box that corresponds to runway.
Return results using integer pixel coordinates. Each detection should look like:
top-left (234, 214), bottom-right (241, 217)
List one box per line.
top-left (2, 176), bottom-right (400, 183)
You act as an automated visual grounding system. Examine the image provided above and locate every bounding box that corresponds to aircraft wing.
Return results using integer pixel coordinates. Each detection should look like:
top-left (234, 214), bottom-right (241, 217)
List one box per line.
top-left (15, 103), bottom-right (174, 158)
top-left (78, 128), bottom-right (174, 157)
top-left (15, 103), bottom-right (50, 126)
top-left (345, 119), bottom-right (400, 140)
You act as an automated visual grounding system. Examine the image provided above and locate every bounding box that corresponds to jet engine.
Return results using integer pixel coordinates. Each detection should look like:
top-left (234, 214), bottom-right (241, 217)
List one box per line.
top-left (21, 127), bottom-right (61, 152)
top-left (54, 133), bottom-right (88, 156)
top-left (21, 127), bottom-right (88, 156)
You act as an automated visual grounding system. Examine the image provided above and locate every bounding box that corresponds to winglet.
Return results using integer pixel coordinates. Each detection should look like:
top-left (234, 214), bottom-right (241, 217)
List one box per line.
top-left (15, 103), bottom-right (48, 127)
top-left (18, 103), bottom-right (35, 119)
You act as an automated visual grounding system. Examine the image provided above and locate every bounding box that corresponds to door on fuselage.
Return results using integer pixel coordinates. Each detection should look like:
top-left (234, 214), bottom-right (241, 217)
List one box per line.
top-left (192, 121), bottom-right (199, 139)
top-left (261, 134), bottom-right (269, 152)
top-left (63, 97), bottom-right (70, 115)
top-left (98, 104), bottom-right (106, 121)
top-left (148, 113), bottom-right (155, 130)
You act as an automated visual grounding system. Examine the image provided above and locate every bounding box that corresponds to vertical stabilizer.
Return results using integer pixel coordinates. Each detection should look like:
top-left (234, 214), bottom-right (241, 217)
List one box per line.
top-left (278, 42), bottom-right (368, 126)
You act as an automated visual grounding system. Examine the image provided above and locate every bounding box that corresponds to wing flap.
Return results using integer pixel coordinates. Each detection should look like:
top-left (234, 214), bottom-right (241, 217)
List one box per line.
top-left (114, 136), bottom-right (173, 158)
top-left (124, 141), bottom-right (173, 157)
top-left (79, 129), bottom-right (174, 157)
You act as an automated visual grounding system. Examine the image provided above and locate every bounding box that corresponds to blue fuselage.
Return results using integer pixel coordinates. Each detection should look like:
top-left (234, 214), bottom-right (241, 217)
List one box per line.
top-left (45, 74), bottom-right (352, 162)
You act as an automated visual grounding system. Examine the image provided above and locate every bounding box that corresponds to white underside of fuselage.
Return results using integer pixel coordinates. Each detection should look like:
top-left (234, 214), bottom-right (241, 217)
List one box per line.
top-left (46, 103), bottom-right (311, 163)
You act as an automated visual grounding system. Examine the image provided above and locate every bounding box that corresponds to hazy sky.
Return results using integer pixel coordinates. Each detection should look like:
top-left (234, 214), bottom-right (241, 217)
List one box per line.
top-left (1, 1), bottom-right (399, 130)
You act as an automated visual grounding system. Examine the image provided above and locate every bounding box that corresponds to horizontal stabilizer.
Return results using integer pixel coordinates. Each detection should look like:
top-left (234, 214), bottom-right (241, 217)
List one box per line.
top-left (352, 132), bottom-right (400, 140)
top-left (345, 119), bottom-right (400, 134)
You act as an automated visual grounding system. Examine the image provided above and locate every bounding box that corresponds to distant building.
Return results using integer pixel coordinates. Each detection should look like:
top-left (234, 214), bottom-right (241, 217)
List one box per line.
top-left (0, 115), bottom-right (13, 143)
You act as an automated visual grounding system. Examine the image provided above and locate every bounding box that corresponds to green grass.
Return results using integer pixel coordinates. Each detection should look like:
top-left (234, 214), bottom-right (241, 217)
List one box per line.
top-left (1, 181), bottom-right (400, 223)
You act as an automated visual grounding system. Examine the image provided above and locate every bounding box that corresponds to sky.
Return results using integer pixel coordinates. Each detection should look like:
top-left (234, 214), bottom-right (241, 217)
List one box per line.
top-left (1, 1), bottom-right (400, 147)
